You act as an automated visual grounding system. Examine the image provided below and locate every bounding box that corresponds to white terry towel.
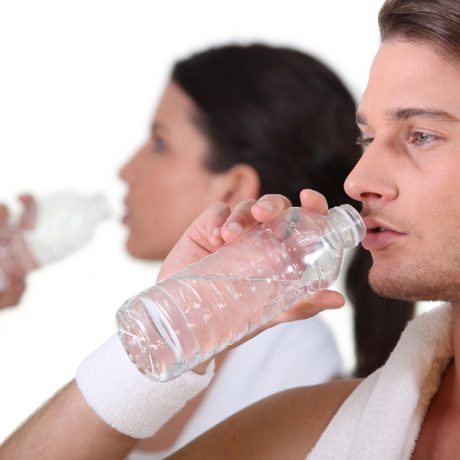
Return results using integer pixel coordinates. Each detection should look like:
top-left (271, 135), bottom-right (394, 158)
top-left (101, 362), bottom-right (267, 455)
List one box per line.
top-left (307, 303), bottom-right (453, 460)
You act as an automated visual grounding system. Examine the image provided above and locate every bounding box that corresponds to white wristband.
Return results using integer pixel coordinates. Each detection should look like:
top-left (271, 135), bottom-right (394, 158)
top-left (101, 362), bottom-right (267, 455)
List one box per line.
top-left (76, 334), bottom-right (215, 439)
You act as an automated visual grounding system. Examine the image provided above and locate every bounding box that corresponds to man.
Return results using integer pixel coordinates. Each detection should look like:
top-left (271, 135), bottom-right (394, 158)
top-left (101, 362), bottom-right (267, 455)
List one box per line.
top-left (1, 0), bottom-right (458, 458)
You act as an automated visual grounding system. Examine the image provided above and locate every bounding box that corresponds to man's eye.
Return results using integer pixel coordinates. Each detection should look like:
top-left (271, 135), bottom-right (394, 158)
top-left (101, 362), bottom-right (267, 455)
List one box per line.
top-left (356, 135), bottom-right (373, 151)
top-left (410, 131), bottom-right (436, 145)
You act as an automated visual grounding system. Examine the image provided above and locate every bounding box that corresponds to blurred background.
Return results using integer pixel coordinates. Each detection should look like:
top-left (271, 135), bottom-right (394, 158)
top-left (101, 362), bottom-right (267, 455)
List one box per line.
top-left (0, 0), bottom-right (389, 442)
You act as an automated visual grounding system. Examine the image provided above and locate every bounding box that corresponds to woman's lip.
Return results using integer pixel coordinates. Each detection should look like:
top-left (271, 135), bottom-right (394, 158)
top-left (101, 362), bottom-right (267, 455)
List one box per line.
top-left (362, 229), bottom-right (404, 250)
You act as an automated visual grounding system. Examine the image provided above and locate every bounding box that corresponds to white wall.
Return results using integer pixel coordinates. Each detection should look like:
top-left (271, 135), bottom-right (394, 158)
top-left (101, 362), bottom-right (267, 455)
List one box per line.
top-left (0, 0), bottom-right (385, 442)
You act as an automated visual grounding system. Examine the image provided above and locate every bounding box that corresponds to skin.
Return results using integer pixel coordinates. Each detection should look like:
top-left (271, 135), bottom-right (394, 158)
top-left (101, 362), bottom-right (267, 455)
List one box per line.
top-left (0, 196), bottom-right (36, 310)
top-left (7, 36), bottom-right (460, 460)
top-left (119, 81), bottom-right (259, 261)
top-left (346, 40), bottom-right (460, 305)
top-left (119, 81), bottom-right (261, 453)
top-left (0, 189), bottom-right (346, 460)
top-left (0, 79), bottom-right (268, 455)
top-left (119, 81), bottom-right (219, 260)
top-left (344, 38), bottom-right (460, 459)
top-left (3, 82), bottom-right (221, 301)
top-left (3, 80), bottom-right (262, 452)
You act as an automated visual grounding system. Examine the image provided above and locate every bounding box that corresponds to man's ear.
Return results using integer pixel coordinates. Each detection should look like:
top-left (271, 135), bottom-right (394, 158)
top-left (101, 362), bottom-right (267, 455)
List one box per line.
top-left (213, 164), bottom-right (261, 208)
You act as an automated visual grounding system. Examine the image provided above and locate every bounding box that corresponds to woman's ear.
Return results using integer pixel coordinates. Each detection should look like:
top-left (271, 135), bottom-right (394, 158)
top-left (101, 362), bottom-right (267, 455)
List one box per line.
top-left (214, 164), bottom-right (261, 208)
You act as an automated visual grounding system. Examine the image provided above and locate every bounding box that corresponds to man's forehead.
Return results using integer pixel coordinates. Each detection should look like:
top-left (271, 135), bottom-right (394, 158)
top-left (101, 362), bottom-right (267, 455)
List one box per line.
top-left (357, 41), bottom-right (460, 126)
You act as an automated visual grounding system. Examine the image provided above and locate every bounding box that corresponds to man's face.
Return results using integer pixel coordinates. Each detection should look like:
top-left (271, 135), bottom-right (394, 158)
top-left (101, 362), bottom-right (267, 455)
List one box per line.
top-left (345, 39), bottom-right (460, 303)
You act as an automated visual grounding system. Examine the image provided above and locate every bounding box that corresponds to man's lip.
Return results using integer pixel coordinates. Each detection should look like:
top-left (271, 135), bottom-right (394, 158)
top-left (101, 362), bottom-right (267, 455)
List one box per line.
top-left (363, 217), bottom-right (401, 234)
top-left (361, 217), bottom-right (405, 250)
top-left (362, 230), bottom-right (403, 250)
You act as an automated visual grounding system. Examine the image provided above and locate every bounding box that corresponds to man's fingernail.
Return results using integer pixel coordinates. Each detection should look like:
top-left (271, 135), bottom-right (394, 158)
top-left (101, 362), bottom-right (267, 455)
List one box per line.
top-left (308, 189), bottom-right (324, 199)
top-left (255, 201), bottom-right (273, 212)
top-left (226, 222), bottom-right (242, 235)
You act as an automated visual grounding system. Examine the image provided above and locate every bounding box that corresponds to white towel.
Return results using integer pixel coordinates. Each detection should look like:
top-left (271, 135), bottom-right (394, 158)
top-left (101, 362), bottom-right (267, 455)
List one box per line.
top-left (307, 303), bottom-right (453, 460)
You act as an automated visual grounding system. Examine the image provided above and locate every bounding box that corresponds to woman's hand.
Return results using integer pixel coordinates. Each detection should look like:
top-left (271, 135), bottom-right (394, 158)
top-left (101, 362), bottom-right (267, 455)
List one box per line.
top-left (158, 189), bottom-right (345, 330)
top-left (0, 195), bottom-right (37, 310)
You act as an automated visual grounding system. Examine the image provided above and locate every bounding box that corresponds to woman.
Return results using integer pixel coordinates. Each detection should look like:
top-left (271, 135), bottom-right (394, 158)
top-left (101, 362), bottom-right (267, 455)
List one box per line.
top-left (117, 43), bottom-right (415, 458)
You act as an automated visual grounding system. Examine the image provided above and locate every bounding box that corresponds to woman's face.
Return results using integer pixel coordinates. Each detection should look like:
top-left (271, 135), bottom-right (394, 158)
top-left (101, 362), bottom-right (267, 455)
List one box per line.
top-left (119, 82), bottom-right (227, 260)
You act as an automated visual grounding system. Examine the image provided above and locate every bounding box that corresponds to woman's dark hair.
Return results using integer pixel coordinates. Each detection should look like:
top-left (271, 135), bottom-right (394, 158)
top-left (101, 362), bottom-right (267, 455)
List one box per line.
top-left (379, 0), bottom-right (460, 66)
top-left (172, 43), bottom-right (414, 377)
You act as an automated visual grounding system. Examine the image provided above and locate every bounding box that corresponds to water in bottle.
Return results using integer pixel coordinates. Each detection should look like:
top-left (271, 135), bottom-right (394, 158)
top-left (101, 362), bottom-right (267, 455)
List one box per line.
top-left (0, 190), bottom-right (111, 292)
top-left (116, 204), bottom-right (365, 381)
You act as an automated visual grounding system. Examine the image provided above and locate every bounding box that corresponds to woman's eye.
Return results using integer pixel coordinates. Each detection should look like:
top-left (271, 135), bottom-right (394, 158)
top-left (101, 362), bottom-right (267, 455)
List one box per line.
top-left (152, 137), bottom-right (167, 153)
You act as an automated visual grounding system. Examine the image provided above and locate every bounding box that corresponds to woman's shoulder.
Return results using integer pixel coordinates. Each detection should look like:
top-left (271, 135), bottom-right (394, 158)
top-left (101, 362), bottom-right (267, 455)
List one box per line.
top-left (169, 378), bottom-right (362, 460)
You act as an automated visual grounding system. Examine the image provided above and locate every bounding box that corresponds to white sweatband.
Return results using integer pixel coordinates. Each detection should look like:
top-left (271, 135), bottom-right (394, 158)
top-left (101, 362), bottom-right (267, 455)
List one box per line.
top-left (76, 334), bottom-right (215, 439)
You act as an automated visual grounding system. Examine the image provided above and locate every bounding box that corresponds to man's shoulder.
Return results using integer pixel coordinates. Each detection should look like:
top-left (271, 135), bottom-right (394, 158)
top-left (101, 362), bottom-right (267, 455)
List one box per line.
top-left (170, 378), bottom-right (362, 460)
top-left (271, 378), bottom-right (363, 431)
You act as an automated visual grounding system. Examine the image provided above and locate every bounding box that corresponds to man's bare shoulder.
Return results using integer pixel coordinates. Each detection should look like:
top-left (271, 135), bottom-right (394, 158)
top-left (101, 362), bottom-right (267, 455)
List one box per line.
top-left (170, 378), bottom-right (362, 460)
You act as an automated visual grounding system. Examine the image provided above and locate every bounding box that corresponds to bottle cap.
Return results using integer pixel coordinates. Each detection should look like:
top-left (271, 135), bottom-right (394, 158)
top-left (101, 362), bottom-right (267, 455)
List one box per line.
top-left (331, 204), bottom-right (366, 248)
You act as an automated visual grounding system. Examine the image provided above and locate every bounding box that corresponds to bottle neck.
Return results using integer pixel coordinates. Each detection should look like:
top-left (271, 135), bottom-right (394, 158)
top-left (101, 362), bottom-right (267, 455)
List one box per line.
top-left (86, 194), bottom-right (112, 223)
top-left (326, 204), bottom-right (366, 249)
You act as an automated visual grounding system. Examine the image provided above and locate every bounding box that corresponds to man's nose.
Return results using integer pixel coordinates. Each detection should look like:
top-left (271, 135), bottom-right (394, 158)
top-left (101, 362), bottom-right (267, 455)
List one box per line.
top-left (344, 141), bottom-right (398, 204)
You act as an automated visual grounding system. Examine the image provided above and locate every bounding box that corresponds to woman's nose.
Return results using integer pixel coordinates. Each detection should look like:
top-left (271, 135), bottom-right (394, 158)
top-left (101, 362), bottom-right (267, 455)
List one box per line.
top-left (119, 148), bottom-right (143, 183)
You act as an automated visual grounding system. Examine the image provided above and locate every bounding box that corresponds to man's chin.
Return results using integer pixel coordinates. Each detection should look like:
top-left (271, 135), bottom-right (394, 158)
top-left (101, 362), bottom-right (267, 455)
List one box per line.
top-left (369, 269), bottom-right (446, 302)
top-left (368, 269), bottom-right (419, 301)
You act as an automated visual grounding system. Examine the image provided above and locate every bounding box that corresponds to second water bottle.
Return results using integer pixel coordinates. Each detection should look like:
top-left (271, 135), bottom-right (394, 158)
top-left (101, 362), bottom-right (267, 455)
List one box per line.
top-left (0, 190), bottom-right (111, 292)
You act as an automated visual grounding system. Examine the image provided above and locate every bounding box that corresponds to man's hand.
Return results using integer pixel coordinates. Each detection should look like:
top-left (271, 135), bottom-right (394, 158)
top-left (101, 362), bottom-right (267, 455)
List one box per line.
top-left (159, 189), bottom-right (345, 334)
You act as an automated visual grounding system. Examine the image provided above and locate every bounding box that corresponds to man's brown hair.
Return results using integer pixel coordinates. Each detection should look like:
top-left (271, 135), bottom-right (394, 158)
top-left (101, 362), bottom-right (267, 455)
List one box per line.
top-left (379, 0), bottom-right (460, 65)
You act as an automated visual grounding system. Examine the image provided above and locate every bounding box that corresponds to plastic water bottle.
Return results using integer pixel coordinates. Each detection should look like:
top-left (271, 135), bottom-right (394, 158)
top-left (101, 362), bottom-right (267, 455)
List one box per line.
top-left (0, 190), bottom-right (111, 291)
top-left (116, 204), bottom-right (365, 382)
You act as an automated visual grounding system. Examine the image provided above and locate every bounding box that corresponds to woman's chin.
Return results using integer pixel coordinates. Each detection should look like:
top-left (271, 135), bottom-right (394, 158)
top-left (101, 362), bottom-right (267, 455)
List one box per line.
top-left (125, 238), bottom-right (165, 261)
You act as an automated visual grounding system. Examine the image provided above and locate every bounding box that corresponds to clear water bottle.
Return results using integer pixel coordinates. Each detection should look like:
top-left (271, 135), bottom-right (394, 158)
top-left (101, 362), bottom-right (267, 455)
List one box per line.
top-left (0, 190), bottom-right (111, 292)
top-left (117, 204), bottom-right (365, 382)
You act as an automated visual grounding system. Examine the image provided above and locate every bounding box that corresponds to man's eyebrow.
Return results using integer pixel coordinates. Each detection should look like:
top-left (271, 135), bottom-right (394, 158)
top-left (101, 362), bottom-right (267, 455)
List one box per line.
top-left (356, 107), bottom-right (459, 126)
top-left (386, 107), bottom-right (459, 122)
